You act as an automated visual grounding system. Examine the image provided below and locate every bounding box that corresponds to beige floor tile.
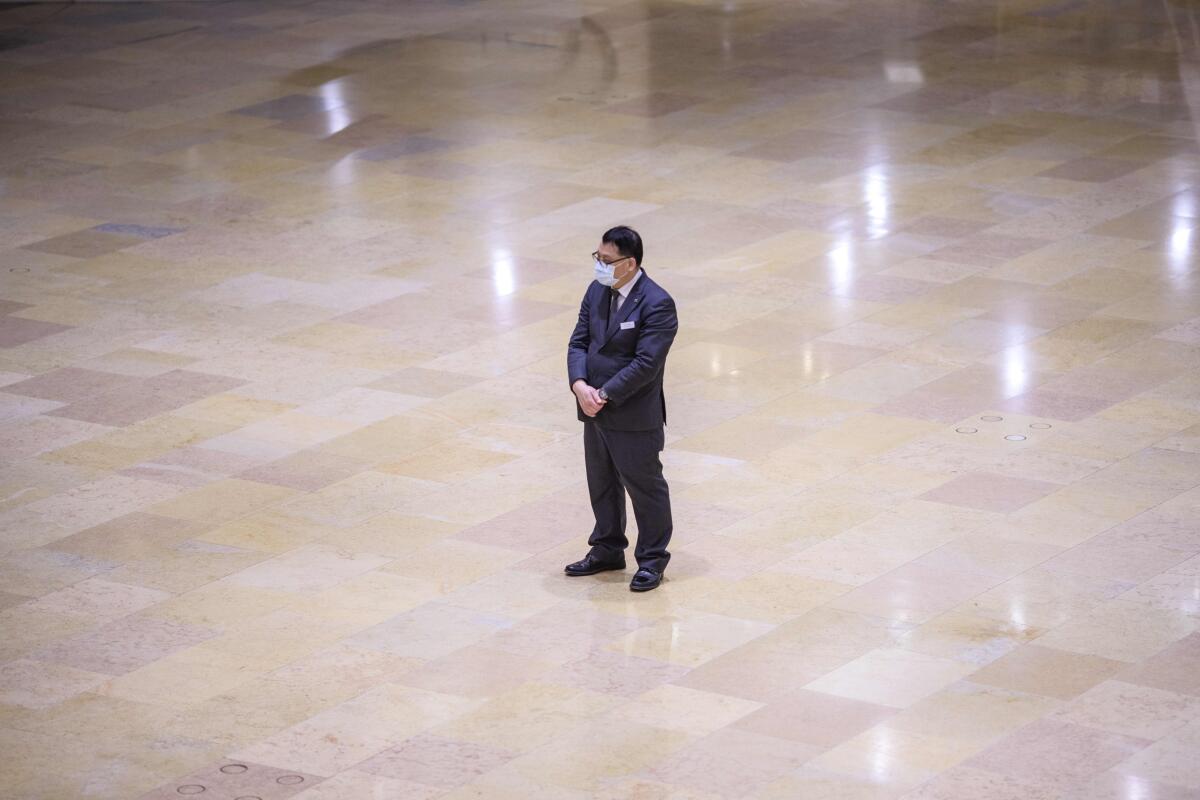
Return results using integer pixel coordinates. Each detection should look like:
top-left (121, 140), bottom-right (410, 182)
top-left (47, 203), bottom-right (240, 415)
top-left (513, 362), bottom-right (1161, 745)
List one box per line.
top-left (229, 683), bottom-right (481, 777)
top-left (808, 725), bottom-right (981, 793)
top-left (969, 644), bottom-right (1128, 700)
top-left (806, 647), bottom-right (978, 709)
top-left (147, 478), bottom-right (298, 524)
top-left (888, 679), bottom-right (1061, 745)
top-left (895, 611), bottom-right (1043, 665)
top-left (507, 717), bottom-right (690, 792)
top-left (609, 611), bottom-right (776, 668)
top-left (608, 684), bottom-right (764, 736)
top-left (1053, 679), bottom-right (1200, 741)
top-left (1033, 599), bottom-right (1198, 663)
top-left (1115, 719), bottom-right (1200, 788)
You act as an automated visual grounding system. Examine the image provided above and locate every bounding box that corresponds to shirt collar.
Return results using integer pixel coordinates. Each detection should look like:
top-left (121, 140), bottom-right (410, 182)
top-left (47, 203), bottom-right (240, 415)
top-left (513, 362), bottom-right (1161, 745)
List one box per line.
top-left (616, 269), bottom-right (642, 299)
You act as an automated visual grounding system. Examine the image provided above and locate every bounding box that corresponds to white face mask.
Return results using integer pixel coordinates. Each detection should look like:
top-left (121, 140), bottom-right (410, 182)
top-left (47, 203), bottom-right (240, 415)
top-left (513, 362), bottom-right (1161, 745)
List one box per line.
top-left (593, 257), bottom-right (617, 287)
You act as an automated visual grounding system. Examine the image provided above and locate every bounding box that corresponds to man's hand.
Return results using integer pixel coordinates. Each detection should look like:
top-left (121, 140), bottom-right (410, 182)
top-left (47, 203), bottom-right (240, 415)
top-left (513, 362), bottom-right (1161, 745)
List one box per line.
top-left (572, 380), bottom-right (607, 417)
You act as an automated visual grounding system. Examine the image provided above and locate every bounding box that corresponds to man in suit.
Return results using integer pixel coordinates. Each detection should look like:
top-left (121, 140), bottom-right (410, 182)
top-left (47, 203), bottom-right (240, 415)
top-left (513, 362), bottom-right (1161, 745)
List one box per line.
top-left (565, 226), bottom-right (678, 592)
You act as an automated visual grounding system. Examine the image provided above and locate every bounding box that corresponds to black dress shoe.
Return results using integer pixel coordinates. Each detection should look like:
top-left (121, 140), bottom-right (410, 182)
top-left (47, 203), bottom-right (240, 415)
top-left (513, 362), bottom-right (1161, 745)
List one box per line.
top-left (564, 553), bottom-right (626, 576)
top-left (629, 567), bottom-right (662, 592)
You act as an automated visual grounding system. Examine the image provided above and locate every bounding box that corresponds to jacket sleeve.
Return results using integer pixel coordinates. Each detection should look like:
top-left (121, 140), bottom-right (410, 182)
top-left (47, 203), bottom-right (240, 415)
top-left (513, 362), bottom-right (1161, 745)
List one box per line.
top-left (567, 286), bottom-right (592, 388)
top-left (600, 296), bottom-right (678, 404)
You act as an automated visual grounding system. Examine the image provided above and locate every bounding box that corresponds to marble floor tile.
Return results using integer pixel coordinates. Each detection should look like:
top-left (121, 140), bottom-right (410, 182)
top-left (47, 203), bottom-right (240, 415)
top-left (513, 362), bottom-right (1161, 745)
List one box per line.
top-left (966, 718), bottom-right (1152, 794)
top-left (1041, 538), bottom-right (1193, 584)
top-left (513, 714), bottom-right (689, 791)
top-left (546, 649), bottom-right (691, 699)
top-left (758, 764), bottom-right (907, 800)
top-left (137, 760), bottom-right (322, 800)
top-left (894, 612), bottom-right (1041, 666)
top-left (805, 647), bottom-right (977, 709)
top-left (969, 644), bottom-right (1128, 700)
top-left (901, 765), bottom-right (1060, 800)
top-left (829, 563), bottom-right (999, 624)
top-left (884, 681), bottom-right (1061, 748)
top-left (1052, 679), bottom-right (1200, 741)
top-left (30, 614), bottom-right (217, 676)
top-left (225, 543), bottom-right (391, 594)
top-left (608, 612), bottom-right (776, 668)
top-left (229, 684), bottom-right (480, 777)
top-left (914, 534), bottom-right (1064, 581)
top-left (1060, 771), bottom-right (1200, 800)
top-left (4, 366), bottom-right (136, 404)
top-left (1115, 719), bottom-right (1200, 789)
top-left (355, 733), bottom-right (517, 788)
top-left (645, 727), bottom-right (822, 798)
top-left (1033, 599), bottom-right (1197, 663)
top-left (347, 601), bottom-right (514, 660)
top-left (287, 769), bottom-right (446, 799)
top-left (430, 682), bottom-right (618, 755)
top-left (608, 684), bottom-right (764, 737)
top-left (24, 577), bottom-right (171, 622)
top-left (919, 472), bottom-right (1062, 514)
top-left (0, 315), bottom-right (74, 347)
top-left (398, 645), bottom-right (557, 698)
top-left (1122, 572), bottom-right (1200, 617)
top-left (734, 687), bottom-right (895, 748)
top-left (237, 450), bottom-right (370, 492)
top-left (0, 658), bottom-right (108, 709)
top-left (806, 724), bottom-right (981, 793)
top-left (1118, 633), bottom-right (1200, 697)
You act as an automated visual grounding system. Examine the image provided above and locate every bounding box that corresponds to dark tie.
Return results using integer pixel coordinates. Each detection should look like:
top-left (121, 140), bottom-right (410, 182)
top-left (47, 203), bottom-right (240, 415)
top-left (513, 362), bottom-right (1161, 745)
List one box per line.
top-left (609, 288), bottom-right (620, 321)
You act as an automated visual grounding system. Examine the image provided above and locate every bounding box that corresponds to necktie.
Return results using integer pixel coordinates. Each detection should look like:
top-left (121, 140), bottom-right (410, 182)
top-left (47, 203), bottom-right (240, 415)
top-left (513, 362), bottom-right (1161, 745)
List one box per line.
top-left (609, 288), bottom-right (620, 323)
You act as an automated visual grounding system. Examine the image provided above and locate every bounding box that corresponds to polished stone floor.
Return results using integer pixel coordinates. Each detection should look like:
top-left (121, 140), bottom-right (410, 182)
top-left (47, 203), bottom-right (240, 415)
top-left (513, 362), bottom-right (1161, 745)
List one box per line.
top-left (1, 0), bottom-right (1198, 797)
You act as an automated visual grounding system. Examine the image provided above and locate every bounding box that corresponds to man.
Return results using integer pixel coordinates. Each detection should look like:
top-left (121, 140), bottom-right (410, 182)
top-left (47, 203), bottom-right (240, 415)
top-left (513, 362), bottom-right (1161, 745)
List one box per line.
top-left (565, 225), bottom-right (678, 592)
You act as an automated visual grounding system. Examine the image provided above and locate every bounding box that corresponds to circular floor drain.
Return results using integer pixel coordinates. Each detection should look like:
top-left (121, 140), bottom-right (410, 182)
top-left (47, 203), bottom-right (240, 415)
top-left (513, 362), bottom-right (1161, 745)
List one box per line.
top-left (235, 796), bottom-right (262, 800)
top-left (1029, 423), bottom-right (1052, 430)
top-left (1004, 434), bottom-right (1027, 441)
top-left (220, 765), bottom-right (248, 775)
top-left (177, 787), bottom-right (206, 796)
top-left (980, 415), bottom-right (1003, 422)
top-left (277, 776), bottom-right (305, 785)
top-left (955, 427), bottom-right (978, 434)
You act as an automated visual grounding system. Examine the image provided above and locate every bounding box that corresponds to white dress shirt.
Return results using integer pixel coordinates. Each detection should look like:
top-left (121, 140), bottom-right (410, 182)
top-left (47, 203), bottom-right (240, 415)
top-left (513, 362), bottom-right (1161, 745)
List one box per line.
top-left (613, 269), bottom-right (642, 312)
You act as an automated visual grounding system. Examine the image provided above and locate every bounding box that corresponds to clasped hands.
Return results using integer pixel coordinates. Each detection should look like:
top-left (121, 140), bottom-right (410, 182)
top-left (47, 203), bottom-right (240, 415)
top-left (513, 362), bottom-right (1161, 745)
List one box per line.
top-left (572, 380), bottom-right (607, 417)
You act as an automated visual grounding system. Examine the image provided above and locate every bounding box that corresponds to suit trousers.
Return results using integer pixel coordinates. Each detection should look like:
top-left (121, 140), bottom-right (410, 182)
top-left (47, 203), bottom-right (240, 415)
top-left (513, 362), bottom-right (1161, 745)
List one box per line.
top-left (583, 421), bottom-right (672, 573)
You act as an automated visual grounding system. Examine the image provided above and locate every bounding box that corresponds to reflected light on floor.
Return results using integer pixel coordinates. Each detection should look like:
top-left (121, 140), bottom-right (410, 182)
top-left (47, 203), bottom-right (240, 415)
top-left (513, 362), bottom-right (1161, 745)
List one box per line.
top-left (318, 80), bottom-right (353, 136)
top-left (1008, 600), bottom-right (1027, 629)
top-left (884, 61), bottom-right (925, 84)
top-left (709, 352), bottom-right (724, 377)
top-left (490, 248), bottom-right (516, 296)
top-left (1003, 346), bottom-right (1030, 397)
top-left (1169, 223), bottom-right (1193, 274)
top-left (1124, 774), bottom-right (1150, 800)
top-left (799, 344), bottom-right (833, 382)
top-left (869, 727), bottom-right (896, 782)
top-left (863, 166), bottom-right (891, 238)
top-left (828, 238), bottom-right (855, 295)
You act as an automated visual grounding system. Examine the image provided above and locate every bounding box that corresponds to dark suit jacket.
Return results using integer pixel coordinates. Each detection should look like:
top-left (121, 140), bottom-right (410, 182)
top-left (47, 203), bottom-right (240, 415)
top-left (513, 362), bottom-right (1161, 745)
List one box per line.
top-left (568, 271), bottom-right (678, 431)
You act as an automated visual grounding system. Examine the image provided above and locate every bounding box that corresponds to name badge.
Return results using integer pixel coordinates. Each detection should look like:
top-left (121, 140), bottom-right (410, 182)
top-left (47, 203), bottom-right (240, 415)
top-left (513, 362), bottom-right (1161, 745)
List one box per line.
top-left (620, 321), bottom-right (635, 330)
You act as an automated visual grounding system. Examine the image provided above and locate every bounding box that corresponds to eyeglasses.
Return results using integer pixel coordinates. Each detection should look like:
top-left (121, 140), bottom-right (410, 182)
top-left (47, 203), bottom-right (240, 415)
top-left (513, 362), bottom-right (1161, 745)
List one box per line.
top-left (592, 251), bottom-right (633, 266)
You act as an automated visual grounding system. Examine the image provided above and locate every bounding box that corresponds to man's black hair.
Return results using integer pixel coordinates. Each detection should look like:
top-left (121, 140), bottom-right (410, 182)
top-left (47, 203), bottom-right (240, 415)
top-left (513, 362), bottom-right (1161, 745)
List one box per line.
top-left (602, 225), bottom-right (643, 267)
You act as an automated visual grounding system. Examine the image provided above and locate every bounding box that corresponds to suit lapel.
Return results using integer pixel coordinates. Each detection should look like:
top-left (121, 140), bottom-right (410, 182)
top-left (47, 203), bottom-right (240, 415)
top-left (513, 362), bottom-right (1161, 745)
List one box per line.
top-left (601, 276), bottom-right (647, 348)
